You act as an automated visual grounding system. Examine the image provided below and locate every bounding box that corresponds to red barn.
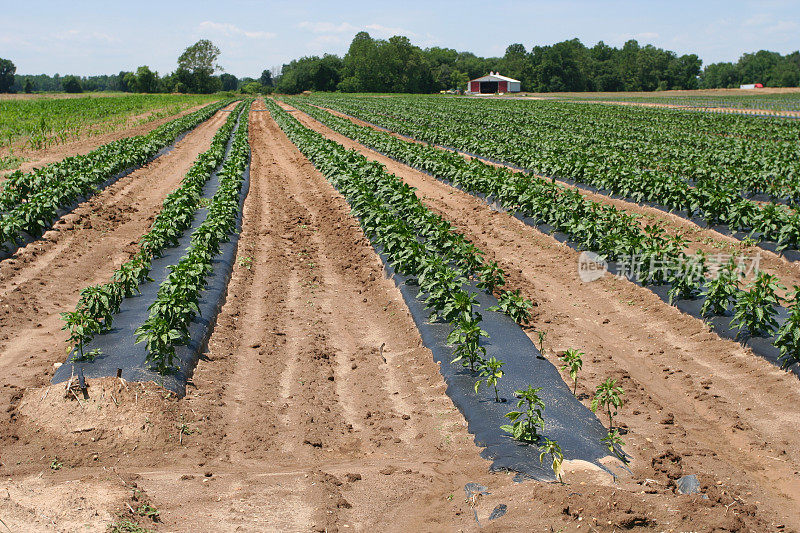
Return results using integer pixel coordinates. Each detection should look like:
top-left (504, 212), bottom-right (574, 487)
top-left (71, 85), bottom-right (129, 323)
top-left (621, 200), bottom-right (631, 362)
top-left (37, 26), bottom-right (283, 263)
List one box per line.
top-left (467, 72), bottom-right (521, 94)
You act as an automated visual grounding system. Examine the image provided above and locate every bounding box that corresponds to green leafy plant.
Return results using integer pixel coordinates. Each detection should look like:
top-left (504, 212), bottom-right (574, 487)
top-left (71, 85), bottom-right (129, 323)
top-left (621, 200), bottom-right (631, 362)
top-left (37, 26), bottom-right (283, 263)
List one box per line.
top-left (559, 349), bottom-right (583, 395)
top-left (731, 271), bottom-right (784, 338)
top-left (700, 256), bottom-right (740, 317)
top-left (591, 378), bottom-right (624, 430)
top-left (667, 251), bottom-right (708, 304)
top-left (448, 316), bottom-right (488, 371)
top-left (536, 330), bottom-right (547, 355)
top-left (602, 428), bottom-right (629, 464)
top-left (475, 260), bottom-right (505, 292)
top-left (60, 310), bottom-right (102, 362)
top-left (539, 438), bottom-right (565, 483)
top-left (474, 356), bottom-right (504, 402)
top-left (775, 286), bottom-right (800, 370)
top-left (489, 289), bottom-right (533, 325)
top-left (501, 385), bottom-right (545, 443)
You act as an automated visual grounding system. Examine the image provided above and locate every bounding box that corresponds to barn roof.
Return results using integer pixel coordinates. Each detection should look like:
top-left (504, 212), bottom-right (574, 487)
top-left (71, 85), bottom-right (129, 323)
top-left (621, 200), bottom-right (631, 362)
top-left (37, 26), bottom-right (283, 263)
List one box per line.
top-left (470, 72), bottom-right (521, 83)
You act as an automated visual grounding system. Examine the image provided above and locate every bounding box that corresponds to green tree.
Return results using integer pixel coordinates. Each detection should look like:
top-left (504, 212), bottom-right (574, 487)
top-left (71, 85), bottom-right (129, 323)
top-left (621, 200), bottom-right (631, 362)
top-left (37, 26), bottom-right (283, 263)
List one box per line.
top-left (241, 81), bottom-right (263, 94)
top-left (259, 69), bottom-right (273, 87)
top-left (739, 50), bottom-right (781, 84)
top-left (220, 73), bottom-right (238, 91)
top-left (23, 78), bottom-right (34, 93)
top-left (701, 61), bottom-right (741, 88)
top-left (132, 66), bottom-right (160, 93)
top-left (178, 39), bottom-right (222, 93)
top-left (62, 75), bottom-right (83, 93)
top-left (501, 43), bottom-right (532, 90)
top-left (0, 58), bottom-right (16, 93)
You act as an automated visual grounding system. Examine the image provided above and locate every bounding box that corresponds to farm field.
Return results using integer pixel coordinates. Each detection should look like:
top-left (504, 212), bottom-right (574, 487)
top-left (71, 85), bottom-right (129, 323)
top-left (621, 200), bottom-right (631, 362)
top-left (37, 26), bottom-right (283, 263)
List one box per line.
top-left (0, 93), bottom-right (220, 175)
top-left (493, 87), bottom-right (800, 115)
top-left (1, 94), bottom-right (800, 533)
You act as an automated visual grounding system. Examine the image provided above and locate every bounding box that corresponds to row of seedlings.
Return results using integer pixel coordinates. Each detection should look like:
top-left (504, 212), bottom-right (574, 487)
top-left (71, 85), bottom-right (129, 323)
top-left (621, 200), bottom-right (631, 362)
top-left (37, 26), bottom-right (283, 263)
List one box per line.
top-left (0, 98), bottom-right (236, 254)
top-left (61, 101), bottom-right (248, 364)
top-left (265, 99), bottom-right (593, 468)
top-left (289, 100), bottom-right (800, 372)
top-left (135, 100), bottom-right (253, 373)
top-left (307, 95), bottom-right (800, 254)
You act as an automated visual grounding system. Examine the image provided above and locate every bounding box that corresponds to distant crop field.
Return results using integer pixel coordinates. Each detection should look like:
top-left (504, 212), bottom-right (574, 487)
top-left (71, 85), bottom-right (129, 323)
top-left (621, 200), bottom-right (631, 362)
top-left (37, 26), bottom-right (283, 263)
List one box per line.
top-left (0, 93), bottom-right (219, 155)
top-left (501, 87), bottom-right (800, 113)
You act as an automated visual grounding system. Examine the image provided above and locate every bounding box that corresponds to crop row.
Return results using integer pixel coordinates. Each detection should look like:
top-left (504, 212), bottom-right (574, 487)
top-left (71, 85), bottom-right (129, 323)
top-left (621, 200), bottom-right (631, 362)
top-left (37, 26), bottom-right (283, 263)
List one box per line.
top-left (136, 100), bottom-right (253, 372)
top-left (316, 93), bottom-right (800, 176)
top-left (558, 93), bottom-right (800, 113)
top-left (286, 99), bottom-right (800, 372)
top-left (0, 98), bottom-right (235, 255)
top-left (266, 98), bottom-right (540, 386)
top-left (269, 100), bottom-right (635, 464)
top-left (308, 95), bottom-right (800, 252)
top-left (61, 101), bottom-right (248, 366)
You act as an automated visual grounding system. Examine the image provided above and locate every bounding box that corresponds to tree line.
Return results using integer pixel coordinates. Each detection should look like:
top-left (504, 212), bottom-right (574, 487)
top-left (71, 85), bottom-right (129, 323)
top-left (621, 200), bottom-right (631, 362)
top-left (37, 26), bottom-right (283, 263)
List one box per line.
top-left (0, 40), bottom-right (275, 95)
top-left (1, 34), bottom-right (798, 95)
top-left (275, 33), bottom-right (799, 93)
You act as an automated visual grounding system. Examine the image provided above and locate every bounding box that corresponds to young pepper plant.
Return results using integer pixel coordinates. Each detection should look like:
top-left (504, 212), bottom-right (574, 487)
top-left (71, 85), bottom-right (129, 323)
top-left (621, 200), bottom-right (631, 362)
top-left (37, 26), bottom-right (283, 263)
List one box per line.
top-left (602, 429), bottom-right (629, 464)
top-left (559, 349), bottom-right (584, 396)
top-left (775, 286), bottom-right (800, 370)
top-left (730, 271), bottom-right (784, 339)
top-left (501, 385), bottom-right (545, 444)
top-left (448, 316), bottom-right (488, 372)
top-left (539, 438), bottom-right (565, 483)
top-left (700, 255), bottom-right (741, 317)
top-left (60, 310), bottom-right (102, 362)
top-left (489, 289), bottom-right (533, 325)
top-left (474, 356), bottom-right (504, 402)
top-left (591, 378), bottom-right (624, 430)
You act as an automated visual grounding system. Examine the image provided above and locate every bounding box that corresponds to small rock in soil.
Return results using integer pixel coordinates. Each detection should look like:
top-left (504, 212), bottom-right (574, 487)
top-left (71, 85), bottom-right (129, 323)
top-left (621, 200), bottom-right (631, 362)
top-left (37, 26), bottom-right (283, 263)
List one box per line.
top-left (676, 474), bottom-right (701, 495)
top-left (489, 504), bottom-right (507, 520)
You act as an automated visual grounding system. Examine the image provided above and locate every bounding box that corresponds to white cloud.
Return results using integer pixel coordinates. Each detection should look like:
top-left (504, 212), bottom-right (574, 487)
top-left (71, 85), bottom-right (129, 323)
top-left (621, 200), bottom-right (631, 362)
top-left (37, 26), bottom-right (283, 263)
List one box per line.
top-left (363, 23), bottom-right (416, 37)
top-left (297, 21), bottom-right (416, 39)
top-left (297, 21), bottom-right (358, 34)
top-left (197, 21), bottom-right (275, 40)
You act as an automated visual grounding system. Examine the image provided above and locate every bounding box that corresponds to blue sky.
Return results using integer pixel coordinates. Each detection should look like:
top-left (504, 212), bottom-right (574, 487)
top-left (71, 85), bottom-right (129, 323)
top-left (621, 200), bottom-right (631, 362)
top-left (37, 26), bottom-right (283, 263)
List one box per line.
top-left (1, 0), bottom-right (798, 77)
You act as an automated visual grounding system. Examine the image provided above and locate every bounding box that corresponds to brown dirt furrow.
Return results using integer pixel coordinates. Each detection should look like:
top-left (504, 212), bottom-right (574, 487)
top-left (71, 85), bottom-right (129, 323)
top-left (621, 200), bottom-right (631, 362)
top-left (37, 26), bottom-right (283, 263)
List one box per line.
top-left (0, 103), bottom-right (235, 394)
top-left (283, 101), bottom-right (799, 530)
top-left (313, 103), bottom-right (800, 294)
